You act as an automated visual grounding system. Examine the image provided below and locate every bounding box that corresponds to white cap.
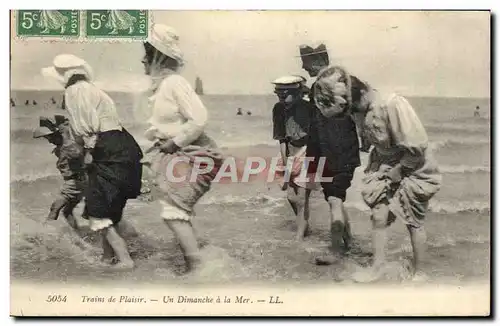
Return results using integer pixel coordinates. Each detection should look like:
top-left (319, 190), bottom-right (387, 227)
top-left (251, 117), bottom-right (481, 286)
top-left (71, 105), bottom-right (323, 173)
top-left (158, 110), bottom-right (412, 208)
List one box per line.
top-left (272, 75), bottom-right (305, 89)
top-left (147, 24), bottom-right (184, 64)
top-left (41, 54), bottom-right (94, 85)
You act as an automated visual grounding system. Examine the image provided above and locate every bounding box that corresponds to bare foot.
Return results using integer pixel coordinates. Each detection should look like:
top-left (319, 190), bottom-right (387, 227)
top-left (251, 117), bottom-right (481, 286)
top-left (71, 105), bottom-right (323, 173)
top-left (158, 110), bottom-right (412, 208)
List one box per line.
top-left (345, 242), bottom-right (373, 258)
top-left (185, 255), bottom-right (203, 273)
top-left (108, 260), bottom-right (135, 271)
top-left (315, 254), bottom-right (342, 266)
top-left (101, 256), bottom-right (118, 265)
top-left (304, 223), bottom-right (311, 237)
top-left (295, 224), bottom-right (309, 241)
top-left (351, 266), bottom-right (384, 283)
top-left (411, 271), bottom-right (429, 283)
top-left (330, 220), bottom-right (346, 252)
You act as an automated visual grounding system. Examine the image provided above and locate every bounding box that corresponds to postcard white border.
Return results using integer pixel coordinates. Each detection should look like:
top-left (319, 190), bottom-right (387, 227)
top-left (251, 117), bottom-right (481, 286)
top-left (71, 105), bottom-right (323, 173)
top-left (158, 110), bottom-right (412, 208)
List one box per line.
top-left (4, 0), bottom-right (497, 324)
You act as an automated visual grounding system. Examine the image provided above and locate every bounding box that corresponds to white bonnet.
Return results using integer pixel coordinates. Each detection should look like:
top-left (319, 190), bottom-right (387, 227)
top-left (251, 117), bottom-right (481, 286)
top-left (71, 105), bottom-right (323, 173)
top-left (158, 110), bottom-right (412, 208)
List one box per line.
top-left (41, 54), bottom-right (94, 85)
top-left (147, 24), bottom-right (184, 64)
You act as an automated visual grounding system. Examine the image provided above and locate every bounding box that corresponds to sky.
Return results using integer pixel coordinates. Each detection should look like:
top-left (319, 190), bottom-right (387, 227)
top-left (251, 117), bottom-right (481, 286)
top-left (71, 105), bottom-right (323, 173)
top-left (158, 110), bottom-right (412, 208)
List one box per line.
top-left (10, 10), bottom-right (490, 97)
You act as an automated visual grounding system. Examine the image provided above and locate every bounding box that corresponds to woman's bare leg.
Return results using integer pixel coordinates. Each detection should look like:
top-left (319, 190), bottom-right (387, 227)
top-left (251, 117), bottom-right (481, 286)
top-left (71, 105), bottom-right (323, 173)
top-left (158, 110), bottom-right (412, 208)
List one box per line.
top-left (407, 224), bottom-right (428, 279)
top-left (164, 219), bottom-right (201, 272)
top-left (351, 202), bottom-right (389, 282)
top-left (101, 236), bottom-right (116, 264)
top-left (103, 226), bottom-right (134, 270)
top-left (371, 203), bottom-right (390, 269)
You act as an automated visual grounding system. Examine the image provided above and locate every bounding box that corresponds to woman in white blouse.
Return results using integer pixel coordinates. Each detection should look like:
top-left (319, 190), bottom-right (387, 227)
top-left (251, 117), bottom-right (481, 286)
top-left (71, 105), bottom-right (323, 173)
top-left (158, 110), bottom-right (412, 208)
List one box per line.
top-left (141, 24), bottom-right (222, 273)
top-left (42, 54), bottom-right (144, 270)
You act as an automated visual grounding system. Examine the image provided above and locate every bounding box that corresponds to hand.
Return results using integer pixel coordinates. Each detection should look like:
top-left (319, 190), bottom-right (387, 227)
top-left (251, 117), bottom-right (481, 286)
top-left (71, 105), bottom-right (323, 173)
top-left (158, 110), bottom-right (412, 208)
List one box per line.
top-left (84, 151), bottom-right (93, 165)
top-left (386, 165), bottom-right (402, 184)
top-left (58, 123), bottom-right (75, 146)
top-left (155, 139), bottom-right (180, 154)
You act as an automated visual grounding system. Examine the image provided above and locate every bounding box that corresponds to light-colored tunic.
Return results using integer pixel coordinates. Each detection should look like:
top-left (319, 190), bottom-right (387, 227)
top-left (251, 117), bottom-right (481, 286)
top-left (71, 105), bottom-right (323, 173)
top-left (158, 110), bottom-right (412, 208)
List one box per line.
top-left (64, 81), bottom-right (123, 149)
top-left (144, 70), bottom-right (218, 221)
top-left (145, 71), bottom-right (208, 148)
top-left (361, 92), bottom-right (442, 227)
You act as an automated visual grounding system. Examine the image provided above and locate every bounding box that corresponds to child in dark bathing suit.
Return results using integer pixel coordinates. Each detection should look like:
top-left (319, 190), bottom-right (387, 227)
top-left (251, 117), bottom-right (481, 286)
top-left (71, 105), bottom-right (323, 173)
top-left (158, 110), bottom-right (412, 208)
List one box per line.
top-left (33, 115), bottom-right (87, 230)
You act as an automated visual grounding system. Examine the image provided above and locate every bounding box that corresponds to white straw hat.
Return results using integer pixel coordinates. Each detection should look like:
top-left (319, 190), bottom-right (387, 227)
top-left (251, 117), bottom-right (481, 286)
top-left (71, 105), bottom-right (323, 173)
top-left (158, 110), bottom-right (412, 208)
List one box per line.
top-left (41, 54), bottom-right (94, 85)
top-left (147, 24), bottom-right (184, 64)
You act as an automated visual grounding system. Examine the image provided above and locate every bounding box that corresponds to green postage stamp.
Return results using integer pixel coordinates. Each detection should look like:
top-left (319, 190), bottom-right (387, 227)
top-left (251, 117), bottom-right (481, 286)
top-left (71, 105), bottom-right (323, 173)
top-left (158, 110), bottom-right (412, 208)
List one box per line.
top-left (85, 10), bottom-right (149, 38)
top-left (13, 10), bottom-right (149, 40)
top-left (16, 10), bottom-right (80, 37)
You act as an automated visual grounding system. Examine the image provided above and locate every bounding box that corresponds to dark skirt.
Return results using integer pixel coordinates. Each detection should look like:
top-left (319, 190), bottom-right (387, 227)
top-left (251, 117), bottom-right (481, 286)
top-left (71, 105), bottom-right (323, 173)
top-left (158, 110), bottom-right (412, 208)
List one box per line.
top-left (306, 110), bottom-right (361, 173)
top-left (84, 128), bottom-right (143, 223)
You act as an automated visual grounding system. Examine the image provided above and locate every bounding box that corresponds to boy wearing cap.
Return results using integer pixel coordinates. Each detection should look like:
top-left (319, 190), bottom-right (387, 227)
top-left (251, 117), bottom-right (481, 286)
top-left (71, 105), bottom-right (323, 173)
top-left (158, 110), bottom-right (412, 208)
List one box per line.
top-left (272, 75), bottom-right (316, 241)
top-left (298, 44), bottom-right (362, 260)
top-left (33, 115), bottom-right (86, 230)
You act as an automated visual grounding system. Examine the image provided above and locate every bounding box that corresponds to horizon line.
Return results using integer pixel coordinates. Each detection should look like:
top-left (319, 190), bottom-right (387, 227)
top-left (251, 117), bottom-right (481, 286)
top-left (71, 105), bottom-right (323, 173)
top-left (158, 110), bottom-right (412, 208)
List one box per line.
top-left (9, 88), bottom-right (490, 100)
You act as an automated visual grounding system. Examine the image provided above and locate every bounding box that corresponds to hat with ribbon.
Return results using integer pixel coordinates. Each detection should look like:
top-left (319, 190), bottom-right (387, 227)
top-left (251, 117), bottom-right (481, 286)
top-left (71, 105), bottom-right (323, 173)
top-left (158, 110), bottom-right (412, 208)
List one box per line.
top-left (298, 43), bottom-right (329, 58)
top-left (33, 126), bottom-right (56, 139)
top-left (146, 24), bottom-right (184, 65)
top-left (41, 54), bottom-right (94, 86)
top-left (33, 115), bottom-right (69, 139)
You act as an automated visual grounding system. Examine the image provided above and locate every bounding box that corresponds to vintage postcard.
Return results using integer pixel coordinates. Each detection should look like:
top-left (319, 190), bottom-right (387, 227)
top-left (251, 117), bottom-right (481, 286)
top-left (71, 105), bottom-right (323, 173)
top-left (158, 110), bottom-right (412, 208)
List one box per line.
top-left (9, 10), bottom-right (491, 317)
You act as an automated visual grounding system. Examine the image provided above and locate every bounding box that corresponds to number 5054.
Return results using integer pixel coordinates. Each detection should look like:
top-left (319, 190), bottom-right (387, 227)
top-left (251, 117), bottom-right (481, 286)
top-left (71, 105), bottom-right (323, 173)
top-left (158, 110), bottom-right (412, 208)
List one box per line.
top-left (46, 295), bottom-right (67, 303)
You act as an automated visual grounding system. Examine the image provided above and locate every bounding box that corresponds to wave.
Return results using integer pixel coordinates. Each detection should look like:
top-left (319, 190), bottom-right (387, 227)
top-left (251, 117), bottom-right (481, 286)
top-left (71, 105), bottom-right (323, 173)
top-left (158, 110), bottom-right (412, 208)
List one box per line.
top-left (200, 194), bottom-right (282, 206)
top-left (218, 139), bottom-right (276, 149)
top-left (10, 162), bottom-right (489, 185)
top-left (218, 137), bottom-right (490, 152)
top-left (10, 172), bottom-right (490, 215)
top-left (345, 199), bottom-right (490, 214)
top-left (429, 138), bottom-right (490, 150)
top-left (200, 194), bottom-right (489, 215)
top-left (426, 122), bottom-right (489, 134)
top-left (428, 200), bottom-right (490, 214)
top-left (10, 171), bottom-right (59, 183)
top-left (439, 165), bottom-right (490, 174)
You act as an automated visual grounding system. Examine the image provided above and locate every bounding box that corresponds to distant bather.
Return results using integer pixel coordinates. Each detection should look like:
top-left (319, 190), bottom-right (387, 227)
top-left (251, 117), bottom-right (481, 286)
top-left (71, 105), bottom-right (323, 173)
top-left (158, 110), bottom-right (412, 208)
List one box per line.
top-left (474, 106), bottom-right (480, 117)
